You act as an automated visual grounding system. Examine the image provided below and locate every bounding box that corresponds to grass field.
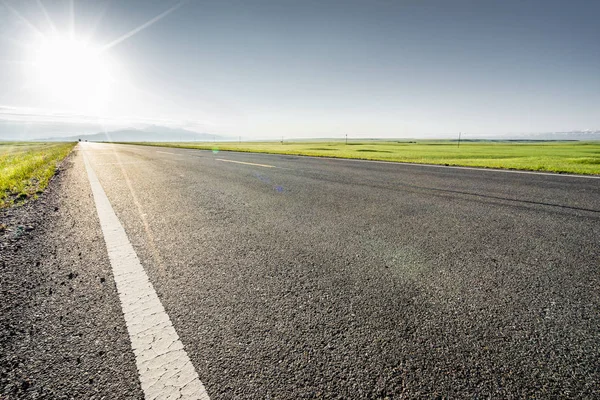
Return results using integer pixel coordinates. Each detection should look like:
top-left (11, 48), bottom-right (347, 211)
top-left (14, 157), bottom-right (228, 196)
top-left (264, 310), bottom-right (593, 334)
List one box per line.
top-left (125, 140), bottom-right (600, 175)
top-left (0, 142), bottom-right (76, 208)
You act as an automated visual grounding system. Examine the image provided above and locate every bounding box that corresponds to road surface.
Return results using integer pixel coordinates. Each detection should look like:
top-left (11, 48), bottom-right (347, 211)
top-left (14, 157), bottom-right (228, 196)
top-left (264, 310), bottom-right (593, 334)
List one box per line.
top-left (2, 142), bottom-right (599, 399)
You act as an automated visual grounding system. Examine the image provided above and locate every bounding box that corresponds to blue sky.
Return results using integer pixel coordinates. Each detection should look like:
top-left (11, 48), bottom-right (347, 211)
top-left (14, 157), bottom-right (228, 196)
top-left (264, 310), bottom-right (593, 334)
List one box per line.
top-left (0, 0), bottom-right (599, 139)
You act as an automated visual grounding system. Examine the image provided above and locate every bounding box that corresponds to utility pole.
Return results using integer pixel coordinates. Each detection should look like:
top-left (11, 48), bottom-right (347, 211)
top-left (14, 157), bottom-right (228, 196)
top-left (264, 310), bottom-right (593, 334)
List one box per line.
top-left (281, 136), bottom-right (284, 145)
top-left (457, 132), bottom-right (462, 148)
top-left (345, 134), bottom-right (348, 145)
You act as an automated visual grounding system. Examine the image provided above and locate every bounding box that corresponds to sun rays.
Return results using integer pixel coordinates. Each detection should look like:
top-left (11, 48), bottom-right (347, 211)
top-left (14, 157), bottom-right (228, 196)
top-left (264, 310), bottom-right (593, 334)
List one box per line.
top-left (0, 0), bottom-right (185, 114)
top-left (99, 1), bottom-right (185, 53)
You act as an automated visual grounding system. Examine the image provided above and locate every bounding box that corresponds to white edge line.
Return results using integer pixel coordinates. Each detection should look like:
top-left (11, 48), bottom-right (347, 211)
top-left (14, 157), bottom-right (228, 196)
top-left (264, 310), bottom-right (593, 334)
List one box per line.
top-left (107, 143), bottom-right (600, 179)
top-left (322, 157), bottom-right (600, 179)
top-left (211, 149), bottom-right (600, 179)
top-left (239, 153), bottom-right (600, 179)
top-left (81, 146), bottom-right (210, 400)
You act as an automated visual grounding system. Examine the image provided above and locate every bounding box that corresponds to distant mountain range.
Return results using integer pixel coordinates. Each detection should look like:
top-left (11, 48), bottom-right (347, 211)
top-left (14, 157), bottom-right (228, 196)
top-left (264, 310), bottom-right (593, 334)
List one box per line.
top-left (43, 126), bottom-right (226, 142)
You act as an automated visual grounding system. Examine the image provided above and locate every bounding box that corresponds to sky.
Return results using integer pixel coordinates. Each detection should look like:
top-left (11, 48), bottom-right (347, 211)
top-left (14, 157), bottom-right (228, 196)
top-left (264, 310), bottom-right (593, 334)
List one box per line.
top-left (0, 0), bottom-right (599, 140)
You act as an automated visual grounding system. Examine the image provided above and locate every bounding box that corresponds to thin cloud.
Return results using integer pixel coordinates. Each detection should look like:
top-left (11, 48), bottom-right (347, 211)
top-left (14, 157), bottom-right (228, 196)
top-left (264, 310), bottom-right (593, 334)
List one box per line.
top-left (0, 104), bottom-right (210, 132)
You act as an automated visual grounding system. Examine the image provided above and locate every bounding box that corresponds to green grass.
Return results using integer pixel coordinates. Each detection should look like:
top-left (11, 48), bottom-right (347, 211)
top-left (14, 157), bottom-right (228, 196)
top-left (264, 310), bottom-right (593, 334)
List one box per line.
top-left (0, 142), bottom-right (76, 208)
top-left (124, 140), bottom-right (600, 175)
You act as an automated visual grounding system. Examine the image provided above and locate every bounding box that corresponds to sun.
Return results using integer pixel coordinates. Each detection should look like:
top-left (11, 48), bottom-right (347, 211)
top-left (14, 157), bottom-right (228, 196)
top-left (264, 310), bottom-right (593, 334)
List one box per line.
top-left (28, 35), bottom-right (115, 112)
top-left (6, 0), bottom-right (183, 115)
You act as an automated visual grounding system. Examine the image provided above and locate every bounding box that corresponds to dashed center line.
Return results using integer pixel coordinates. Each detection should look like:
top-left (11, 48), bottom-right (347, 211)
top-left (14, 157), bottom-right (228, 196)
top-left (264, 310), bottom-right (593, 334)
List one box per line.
top-left (82, 149), bottom-right (210, 400)
top-left (216, 158), bottom-right (275, 168)
top-left (156, 151), bottom-right (177, 155)
top-left (96, 162), bottom-right (144, 165)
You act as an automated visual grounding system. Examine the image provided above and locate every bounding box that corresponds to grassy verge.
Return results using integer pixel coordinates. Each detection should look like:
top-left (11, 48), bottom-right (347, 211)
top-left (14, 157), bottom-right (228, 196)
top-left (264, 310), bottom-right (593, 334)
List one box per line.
top-left (122, 140), bottom-right (600, 175)
top-left (0, 142), bottom-right (76, 208)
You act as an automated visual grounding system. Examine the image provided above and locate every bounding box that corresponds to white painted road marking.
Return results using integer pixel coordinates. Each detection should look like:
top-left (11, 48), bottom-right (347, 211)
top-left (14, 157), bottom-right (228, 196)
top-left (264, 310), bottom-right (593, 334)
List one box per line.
top-left (316, 156), bottom-right (600, 179)
top-left (223, 152), bottom-right (600, 179)
top-left (216, 158), bottom-right (275, 168)
top-left (111, 143), bottom-right (599, 179)
top-left (157, 151), bottom-right (177, 155)
top-left (96, 162), bottom-right (145, 165)
top-left (82, 150), bottom-right (210, 400)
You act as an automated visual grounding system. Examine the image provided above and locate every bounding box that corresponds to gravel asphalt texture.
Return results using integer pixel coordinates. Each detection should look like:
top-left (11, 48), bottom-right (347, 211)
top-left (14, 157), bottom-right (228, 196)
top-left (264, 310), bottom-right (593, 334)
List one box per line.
top-left (1, 147), bottom-right (143, 399)
top-left (2, 142), bottom-right (599, 399)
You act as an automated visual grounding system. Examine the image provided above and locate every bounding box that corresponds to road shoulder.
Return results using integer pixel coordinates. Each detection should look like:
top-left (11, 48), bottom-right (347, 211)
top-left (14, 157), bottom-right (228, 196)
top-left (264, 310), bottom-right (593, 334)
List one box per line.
top-left (0, 146), bottom-right (143, 398)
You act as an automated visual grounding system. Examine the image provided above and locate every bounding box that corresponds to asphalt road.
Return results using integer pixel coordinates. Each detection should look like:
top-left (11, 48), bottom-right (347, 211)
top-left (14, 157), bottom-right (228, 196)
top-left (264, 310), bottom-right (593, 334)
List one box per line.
top-left (2, 143), bottom-right (599, 399)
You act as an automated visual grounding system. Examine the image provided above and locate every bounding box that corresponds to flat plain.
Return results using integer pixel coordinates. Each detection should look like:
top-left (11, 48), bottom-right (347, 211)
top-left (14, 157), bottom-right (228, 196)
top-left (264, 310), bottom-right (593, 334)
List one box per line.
top-left (125, 140), bottom-right (600, 175)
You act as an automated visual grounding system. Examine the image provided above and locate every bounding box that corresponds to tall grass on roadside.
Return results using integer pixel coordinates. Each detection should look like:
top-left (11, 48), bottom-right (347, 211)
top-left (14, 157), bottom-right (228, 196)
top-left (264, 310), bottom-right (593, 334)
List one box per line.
top-left (0, 142), bottom-right (76, 208)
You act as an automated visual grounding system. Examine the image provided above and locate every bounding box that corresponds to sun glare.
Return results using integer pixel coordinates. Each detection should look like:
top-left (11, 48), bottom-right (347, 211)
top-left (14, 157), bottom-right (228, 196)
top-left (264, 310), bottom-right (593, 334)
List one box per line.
top-left (28, 36), bottom-right (115, 112)
top-left (7, 0), bottom-right (180, 116)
